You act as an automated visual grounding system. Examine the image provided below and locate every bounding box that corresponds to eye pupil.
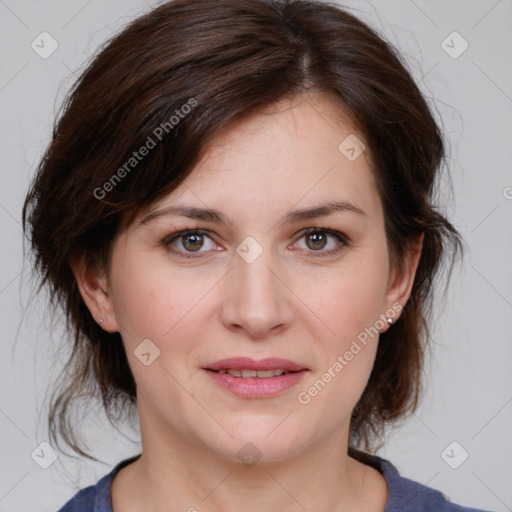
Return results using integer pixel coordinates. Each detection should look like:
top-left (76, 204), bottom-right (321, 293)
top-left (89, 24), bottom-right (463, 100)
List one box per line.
top-left (183, 234), bottom-right (203, 251)
top-left (306, 232), bottom-right (327, 250)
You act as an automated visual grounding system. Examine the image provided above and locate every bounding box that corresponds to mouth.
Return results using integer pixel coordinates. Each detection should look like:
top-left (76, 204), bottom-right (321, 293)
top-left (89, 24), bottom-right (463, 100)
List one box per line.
top-left (208, 368), bottom-right (296, 378)
top-left (204, 356), bottom-right (308, 373)
top-left (202, 357), bottom-right (309, 398)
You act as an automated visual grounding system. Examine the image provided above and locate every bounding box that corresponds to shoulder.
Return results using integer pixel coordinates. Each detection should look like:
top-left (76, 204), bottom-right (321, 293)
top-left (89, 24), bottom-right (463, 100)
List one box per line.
top-left (57, 455), bottom-right (141, 512)
top-left (350, 449), bottom-right (494, 512)
top-left (379, 457), bottom-right (490, 511)
top-left (57, 476), bottom-right (109, 512)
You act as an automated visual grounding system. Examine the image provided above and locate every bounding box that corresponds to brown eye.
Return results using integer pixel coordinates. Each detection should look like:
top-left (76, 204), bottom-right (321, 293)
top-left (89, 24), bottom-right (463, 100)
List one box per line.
top-left (294, 228), bottom-right (349, 257)
top-left (181, 233), bottom-right (204, 252)
top-left (163, 229), bottom-right (218, 258)
top-left (305, 231), bottom-right (328, 251)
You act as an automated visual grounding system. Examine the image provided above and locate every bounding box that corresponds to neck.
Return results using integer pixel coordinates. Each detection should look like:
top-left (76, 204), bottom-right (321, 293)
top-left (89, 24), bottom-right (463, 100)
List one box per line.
top-left (111, 396), bottom-right (388, 512)
top-left (113, 435), bottom-right (386, 511)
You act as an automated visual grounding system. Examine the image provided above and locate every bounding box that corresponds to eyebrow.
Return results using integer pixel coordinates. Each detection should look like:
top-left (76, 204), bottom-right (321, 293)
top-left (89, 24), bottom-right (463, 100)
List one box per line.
top-left (139, 200), bottom-right (366, 226)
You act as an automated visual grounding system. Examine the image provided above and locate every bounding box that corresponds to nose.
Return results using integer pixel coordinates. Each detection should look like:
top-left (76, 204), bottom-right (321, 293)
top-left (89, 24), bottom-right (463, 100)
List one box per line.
top-left (219, 244), bottom-right (294, 340)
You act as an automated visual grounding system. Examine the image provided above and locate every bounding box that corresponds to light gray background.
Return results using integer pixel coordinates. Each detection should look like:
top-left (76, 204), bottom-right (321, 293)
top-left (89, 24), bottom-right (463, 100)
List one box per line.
top-left (1, 0), bottom-right (511, 510)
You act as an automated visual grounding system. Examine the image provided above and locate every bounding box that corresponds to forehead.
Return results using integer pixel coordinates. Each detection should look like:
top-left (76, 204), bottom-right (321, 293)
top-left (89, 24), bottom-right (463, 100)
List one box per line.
top-left (135, 94), bottom-right (382, 229)
top-left (200, 93), bottom-right (361, 162)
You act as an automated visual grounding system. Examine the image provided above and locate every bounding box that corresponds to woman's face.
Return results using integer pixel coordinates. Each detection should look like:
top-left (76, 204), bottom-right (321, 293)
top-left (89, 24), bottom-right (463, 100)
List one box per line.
top-left (82, 94), bottom-right (418, 463)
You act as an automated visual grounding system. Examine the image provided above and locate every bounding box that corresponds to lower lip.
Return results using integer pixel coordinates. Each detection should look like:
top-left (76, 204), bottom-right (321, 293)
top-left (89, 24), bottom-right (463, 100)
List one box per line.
top-left (203, 369), bottom-right (308, 398)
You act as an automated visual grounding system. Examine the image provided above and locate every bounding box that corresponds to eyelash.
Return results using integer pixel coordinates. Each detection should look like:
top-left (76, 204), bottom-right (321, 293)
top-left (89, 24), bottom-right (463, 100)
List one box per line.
top-left (162, 227), bottom-right (350, 259)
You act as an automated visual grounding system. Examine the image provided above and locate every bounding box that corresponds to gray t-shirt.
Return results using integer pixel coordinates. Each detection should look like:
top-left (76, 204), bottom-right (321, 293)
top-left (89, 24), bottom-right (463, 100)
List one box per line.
top-left (57, 452), bottom-right (492, 511)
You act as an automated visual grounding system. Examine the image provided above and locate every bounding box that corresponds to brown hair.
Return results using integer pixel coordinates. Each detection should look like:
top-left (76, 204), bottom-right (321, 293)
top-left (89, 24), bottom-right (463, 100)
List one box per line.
top-left (22, 0), bottom-right (463, 461)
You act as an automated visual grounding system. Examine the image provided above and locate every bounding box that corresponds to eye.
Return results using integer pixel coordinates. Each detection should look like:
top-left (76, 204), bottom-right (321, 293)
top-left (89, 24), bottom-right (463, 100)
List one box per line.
top-left (292, 228), bottom-right (349, 257)
top-left (162, 227), bottom-right (350, 259)
top-left (163, 229), bottom-right (220, 258)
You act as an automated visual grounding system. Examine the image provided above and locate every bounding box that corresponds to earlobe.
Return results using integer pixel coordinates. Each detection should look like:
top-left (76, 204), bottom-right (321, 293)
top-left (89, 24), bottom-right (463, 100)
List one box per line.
top-left (69, 252), bottom-right (119, 333)
top-left (384, 233), bottom-right (424, 325)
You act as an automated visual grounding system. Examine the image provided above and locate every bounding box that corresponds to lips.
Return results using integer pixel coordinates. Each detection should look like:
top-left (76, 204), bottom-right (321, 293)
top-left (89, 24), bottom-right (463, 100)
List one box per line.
top-left (202, 357), bottom-right (309, 398)
top-left (216, 368), bottom-right (290, 378)
top-left (204, 357), bottom-right (307, 373)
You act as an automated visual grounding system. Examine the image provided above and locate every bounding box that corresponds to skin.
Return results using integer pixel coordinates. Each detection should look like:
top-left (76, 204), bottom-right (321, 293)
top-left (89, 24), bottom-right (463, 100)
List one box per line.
top-left (72, 93), bottom-right (423, 512)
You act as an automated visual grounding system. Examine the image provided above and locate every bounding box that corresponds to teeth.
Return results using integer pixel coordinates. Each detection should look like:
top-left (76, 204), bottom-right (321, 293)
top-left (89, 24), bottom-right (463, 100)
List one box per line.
top-left (216, 369), bottom-right (290, 378)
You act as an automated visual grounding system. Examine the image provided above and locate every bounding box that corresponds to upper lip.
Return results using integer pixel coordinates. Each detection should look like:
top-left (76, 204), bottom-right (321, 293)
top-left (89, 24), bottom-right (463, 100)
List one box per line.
top-left (204, 357), bottom-right (308, 372)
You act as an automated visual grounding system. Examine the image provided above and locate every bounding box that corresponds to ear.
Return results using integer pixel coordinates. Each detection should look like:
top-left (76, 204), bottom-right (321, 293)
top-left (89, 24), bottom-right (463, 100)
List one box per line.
top-left (69, 251), bottom-right (120, 333)
top-left (383, 233), bottom-right (424, 327)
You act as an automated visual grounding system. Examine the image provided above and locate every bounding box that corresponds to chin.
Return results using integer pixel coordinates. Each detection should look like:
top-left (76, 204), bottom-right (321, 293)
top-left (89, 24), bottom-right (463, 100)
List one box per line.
top-left (199, 420), bottom-right (306, 466)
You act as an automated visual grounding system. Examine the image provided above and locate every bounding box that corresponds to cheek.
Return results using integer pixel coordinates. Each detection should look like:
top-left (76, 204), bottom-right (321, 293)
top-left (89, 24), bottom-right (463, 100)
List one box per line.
top-left (108, 255), bottom-right (204, 399)
top-left (297, 241), bottom-right (388, 409)
top-left (309, 253), bottom-right (388, 347)
top-left (108, 249), bottom-right (219, 394)
top-left (109, 249), bottom-right (191, 344)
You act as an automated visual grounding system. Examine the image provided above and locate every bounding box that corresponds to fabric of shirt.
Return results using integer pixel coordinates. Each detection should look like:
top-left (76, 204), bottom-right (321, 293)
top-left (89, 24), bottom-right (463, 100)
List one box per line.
top-left (57, 452), bottom-right (493, 512)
